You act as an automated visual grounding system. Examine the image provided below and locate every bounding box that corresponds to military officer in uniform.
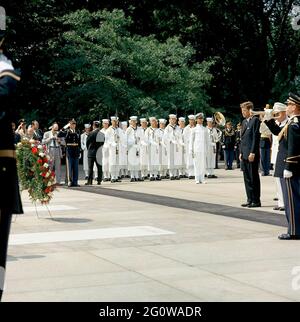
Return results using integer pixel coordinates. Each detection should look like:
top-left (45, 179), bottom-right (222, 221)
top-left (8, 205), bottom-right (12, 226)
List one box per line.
top-left (0, 27), bottom-right (22, 301)
top-left (81, 123), bottom-right (91, 180)
top-left (265, 93), bottom-right (300, 239)
top-left (65, 119), bottom-right (81, 187)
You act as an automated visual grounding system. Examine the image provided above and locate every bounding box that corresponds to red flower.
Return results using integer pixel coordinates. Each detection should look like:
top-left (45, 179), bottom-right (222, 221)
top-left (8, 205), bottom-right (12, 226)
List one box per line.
top-left (37, 159), bottom-right (43, 164)
top-left (41, 172), bottom-right (46, 177)
top-left (31, 147), bottom-right (38, 154)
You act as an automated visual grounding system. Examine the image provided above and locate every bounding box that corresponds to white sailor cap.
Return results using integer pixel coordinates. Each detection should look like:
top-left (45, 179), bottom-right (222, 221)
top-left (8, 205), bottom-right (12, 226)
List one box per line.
top-left (206, 117), bottom-right (213, 122)
top-left (102, 119), bottom-right (109, 124)
top-left (188, 115), bottom-right (195, 120)
top-left (140, 118), bottom-right (147, 123)
top-left (273, 102), bottom-right (287, 113)
top-left (159, 119), bottom-right (167, 124)
top-left (84, 123), bottom-right (91, 129)
top-left (130, 116), bottom-right (138, 121)
top-left (121, 121), bottom-right (128, 126)
top-left (149, 117), bottom-right (157, 122)
top-left (178, 117), bottom-right (185, 122)
top-left (169, 114), bottom-right (177, 119)
top-left (110, 116), bottom-right (119, 121)
top-left (195, 113), bottom-right (204, 119)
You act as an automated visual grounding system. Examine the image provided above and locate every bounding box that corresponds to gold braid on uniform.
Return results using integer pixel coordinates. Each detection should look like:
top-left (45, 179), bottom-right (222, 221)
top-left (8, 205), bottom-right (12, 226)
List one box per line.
top-left (224, 128), bottom-right (235, 137)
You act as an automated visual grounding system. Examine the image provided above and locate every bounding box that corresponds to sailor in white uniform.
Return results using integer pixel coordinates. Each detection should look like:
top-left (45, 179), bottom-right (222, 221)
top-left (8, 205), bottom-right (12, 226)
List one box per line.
top-left (101, 119), bottom-right (110, 181)
top-left (105, 116), bottom-right (125, 183)
top-left (126, 116), bottom-right (141, 181)
top-left (178, 117), bottom-right (187, 178)
top-left (183, 115), bottom-right (196, 178)
top-left (206, 117), bottom-right (219, 178)
top-left (139, 118), bottom-right (149, 180)
top-left (190, 113), bottom-right (210, 184)
top-left (119, 121), bottom-right (128, 178)
top-left (164, 114), bottom-right (182, 180)
top-left (145, 117), bottom-right (160, 181)
top-left (158, 119), bottom-right (168, 179)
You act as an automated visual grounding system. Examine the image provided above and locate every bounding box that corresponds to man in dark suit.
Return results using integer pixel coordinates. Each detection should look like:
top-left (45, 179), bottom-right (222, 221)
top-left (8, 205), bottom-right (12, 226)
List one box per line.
top-left (239, 101), bottom-right (261, 208)
top-left (0, 28), bottom-right (22, 301)
top-left (85, 121), bottom-right (105, 185)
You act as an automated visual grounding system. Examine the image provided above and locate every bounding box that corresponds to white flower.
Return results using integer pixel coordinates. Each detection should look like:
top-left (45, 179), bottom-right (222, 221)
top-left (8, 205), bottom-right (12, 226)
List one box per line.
top-left (38, 145), bottom-right (43, 150)
top-left (31, 144), bottom-right (35, 147)
top-left (39, 152), bottom-right (45, 158)
top-left (45, 171), bottom-right (51, 178)
top-left (43, 163), bottom-right (49, 168)
top-left (17, 142), bottom-right (22, 148)
top-left (47, 181), bottom-right (53, 187)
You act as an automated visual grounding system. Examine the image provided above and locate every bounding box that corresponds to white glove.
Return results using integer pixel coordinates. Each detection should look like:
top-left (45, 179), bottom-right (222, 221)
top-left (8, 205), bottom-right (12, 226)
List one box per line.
top-left (264, 109), bottom-right (273, 121)
top-left (283, 170), bottom-right (293, 179)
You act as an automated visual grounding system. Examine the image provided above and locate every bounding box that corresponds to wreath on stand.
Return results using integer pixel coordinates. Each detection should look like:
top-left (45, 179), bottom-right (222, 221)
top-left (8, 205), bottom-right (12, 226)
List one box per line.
top-left (16, 139), bottom-right (56, 205)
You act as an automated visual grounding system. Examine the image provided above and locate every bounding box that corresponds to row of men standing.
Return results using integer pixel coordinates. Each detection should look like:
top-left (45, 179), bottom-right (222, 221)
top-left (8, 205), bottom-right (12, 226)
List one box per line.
top-left (80, 114), bottom-right (223, 185)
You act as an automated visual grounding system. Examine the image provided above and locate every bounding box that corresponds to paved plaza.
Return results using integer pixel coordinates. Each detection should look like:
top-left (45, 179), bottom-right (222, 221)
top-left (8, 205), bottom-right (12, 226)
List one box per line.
top-left (3, 167), bottom-right (300, 302)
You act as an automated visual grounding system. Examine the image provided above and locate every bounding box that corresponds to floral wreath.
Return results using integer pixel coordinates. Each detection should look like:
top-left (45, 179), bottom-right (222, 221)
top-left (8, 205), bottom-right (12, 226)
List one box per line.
top-left (16, 139), bottom-right (56, 204)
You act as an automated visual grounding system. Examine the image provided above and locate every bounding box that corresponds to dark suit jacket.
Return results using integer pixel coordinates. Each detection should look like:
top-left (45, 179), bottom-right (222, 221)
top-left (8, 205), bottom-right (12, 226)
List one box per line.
top-left (86, 129), bottom-right (104, 158)
top-left (240, 116), bottom-right (260, 160)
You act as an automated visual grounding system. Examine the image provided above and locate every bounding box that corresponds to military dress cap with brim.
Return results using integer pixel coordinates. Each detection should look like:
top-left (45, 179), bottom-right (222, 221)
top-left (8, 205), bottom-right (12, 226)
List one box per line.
top-left (102, 119), bottom-right (109, 124)
top-left (195, 113), bottom-right (204, 119)
top-left (159, 119), bottom-right (167, 124)
top-left (188, 115), bottom-right (195, 120)
top-left (273, 102), bottom-right (287, 113)
top-left (286, 92), bottom-right (300, 106)
top-left (169, 114), bottom-right (177, 119)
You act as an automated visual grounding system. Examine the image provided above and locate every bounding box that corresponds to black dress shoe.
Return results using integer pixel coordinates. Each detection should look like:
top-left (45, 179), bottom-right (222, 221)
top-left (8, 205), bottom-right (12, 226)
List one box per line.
top-left (273, 197), bottom-right (278, 201)
top-left (273, 206), bottom-right (284, 211)
top-left (111, 179), bottom-right (116, 183)
top-left (156, 177), bottom-right (161, 181)
top-left (150, 177), bottom-right (155, 181)
top-left (241, 202), bottom-right (251, 207)
top-left (97, 181), bottom-right (101, 185)
top-left (211, 175), bottom-right (218, 178)
top-left (170, 177), bottom-right (175, 180)
top-left (85, 181), bottom-right (92, 186)
top-left (278, 233), bottom-right (300, 240)
top-left (130, 178), bottom-right (135, 182)
top-left (175, 176), bottom-right (180, 180)
top-left (247, 202), bottom-right (261, 208)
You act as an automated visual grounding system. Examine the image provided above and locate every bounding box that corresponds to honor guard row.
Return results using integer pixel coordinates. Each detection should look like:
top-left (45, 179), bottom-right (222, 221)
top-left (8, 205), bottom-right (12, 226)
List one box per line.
top-left (88, 113), bottom-right (222, 184)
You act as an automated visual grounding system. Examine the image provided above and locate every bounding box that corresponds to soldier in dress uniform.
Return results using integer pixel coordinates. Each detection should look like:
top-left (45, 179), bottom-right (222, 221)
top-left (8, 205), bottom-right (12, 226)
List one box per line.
top-left (206, 117), bottom-right (219, 178)
top-left (0, 26), bottom-right (22, 301)
top-left (101, 119), bottom-right (110, 181)
top-left (65, 119), bottom-right (81, 187)
top-left (265, 93), bottom-right (300, 239)
top-left (139, 118), bottom-right (149, 180)
top-left (164, 114), bottom-right (182, 180)
top-left (126, 116), bottom-right (141, 181)
top-left (105, 116), bottom-right (124, 183)
top-left (157, 119), bottom-right (168, 179)
top-left (85, 121), bottom-right (104, 185)
top-left (81, 124), bottom-right (91, 180)
top-left (145, 117), bottom-right (160, 181)
top-left (183, 115), bottom-right (195, 179)
top-left (189, 113), bottom-right (210, 184)
top-left (178, 117), bottom-right (187, 178)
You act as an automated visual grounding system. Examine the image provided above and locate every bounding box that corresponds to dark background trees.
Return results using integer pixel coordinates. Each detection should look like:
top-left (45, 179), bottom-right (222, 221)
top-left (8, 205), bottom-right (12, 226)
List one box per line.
top-left (2, 0), bottom-right (300, 126)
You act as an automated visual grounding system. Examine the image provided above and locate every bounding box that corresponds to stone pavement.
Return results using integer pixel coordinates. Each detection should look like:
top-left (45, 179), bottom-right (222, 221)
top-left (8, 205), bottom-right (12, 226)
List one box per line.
top-left (3, 167), bottom-right (300, 302)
